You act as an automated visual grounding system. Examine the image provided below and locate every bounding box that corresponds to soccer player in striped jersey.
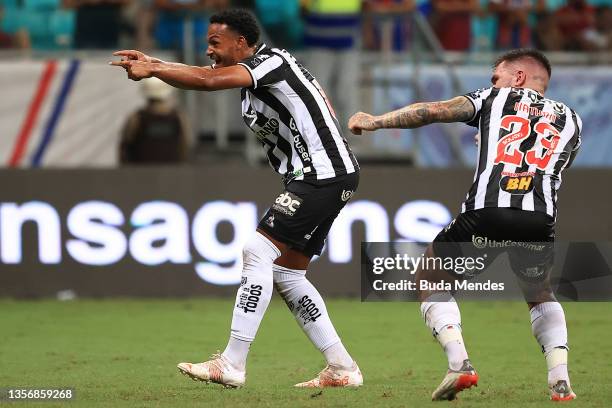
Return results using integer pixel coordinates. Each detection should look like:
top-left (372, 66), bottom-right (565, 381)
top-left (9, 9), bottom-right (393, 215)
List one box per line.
top-left (111, 9), bottom-right (362, 388)
top-left (349, 49), bottom-right (580, 402)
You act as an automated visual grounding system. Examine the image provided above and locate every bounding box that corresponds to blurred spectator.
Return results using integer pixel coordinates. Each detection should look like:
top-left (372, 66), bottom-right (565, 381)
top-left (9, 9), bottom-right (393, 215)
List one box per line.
top-left (489, 0), bottom-right (544, 49)
top-left (533, 11), bottom-right (564, 50)
top-left (154, 0), bottom-right (227, 56)
top-left (302, 0), bottom-right (362, 124)
top-left (582, 5), bottom-right (612, 51)
top-left (555, 0), bottom-right (595, 51)
top-left (254, 0), bottom-right (303, 50)
top-left (120, 77), bottom-right (190, 164)
top-left (471, 0), bottom-right (497, 51)
top-left (430, 0), bottom-right (478, 51)
top-left (120, 0), bottom-right (156, 50)
top-left (63, 0), bottom-right (129, 49)
top-left (543, 0), bottom-right (564, 11)
top-left (0, 6), bottom-right (31, 49)
top-left (362, 0), bottom-right (414, 52)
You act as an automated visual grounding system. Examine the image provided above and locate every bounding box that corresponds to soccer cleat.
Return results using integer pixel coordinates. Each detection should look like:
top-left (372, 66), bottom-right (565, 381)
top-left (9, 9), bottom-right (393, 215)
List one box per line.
top-left (177, 354), bottom-right (246, 388)
top-left (431, 359), bottom-right (479, 401)
top-left (294, 362), bottom-right (363, 388)
top-left (550, 380), bottom-right (576, 402)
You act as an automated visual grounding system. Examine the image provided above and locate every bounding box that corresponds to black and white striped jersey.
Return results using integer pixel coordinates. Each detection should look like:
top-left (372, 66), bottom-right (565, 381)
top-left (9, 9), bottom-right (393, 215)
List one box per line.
top-left (238, 44), bottom-right (359, 182)
top-left (461, 86), bottom-right (582, 219)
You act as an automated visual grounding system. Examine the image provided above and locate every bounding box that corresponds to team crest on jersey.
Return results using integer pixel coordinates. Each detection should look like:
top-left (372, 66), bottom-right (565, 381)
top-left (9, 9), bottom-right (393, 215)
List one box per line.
top-left (500, 175), bottom-right (534, 195)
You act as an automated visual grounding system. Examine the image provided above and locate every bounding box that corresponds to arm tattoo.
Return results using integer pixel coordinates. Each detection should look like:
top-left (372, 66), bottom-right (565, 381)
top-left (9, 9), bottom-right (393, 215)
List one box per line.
top-left (374, 96), bottom-right (475, 129)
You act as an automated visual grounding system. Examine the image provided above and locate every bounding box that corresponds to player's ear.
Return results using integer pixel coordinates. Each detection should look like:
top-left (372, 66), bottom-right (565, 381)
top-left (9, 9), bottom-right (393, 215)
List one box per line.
top-left (513, 70), bottom-right (526, 87)
top-left (237, 35), bottom-right (248, 49)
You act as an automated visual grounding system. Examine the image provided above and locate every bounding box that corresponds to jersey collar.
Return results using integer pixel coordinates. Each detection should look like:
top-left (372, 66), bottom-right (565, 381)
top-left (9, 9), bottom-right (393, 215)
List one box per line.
top-left (519, 86), bottom-right (544, 97)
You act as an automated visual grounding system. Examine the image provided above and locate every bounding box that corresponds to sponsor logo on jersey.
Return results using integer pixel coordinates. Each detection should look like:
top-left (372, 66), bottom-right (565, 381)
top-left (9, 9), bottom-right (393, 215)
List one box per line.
top-left (523, 266), bottom-right (545, 278)
top-left (272, 191), bottom-right (302, 216)
top-left (282, 167), bottom-right (313, 184)
top-left (500, 175), bottom-right (534, 195)
top-left (472, 235), bottom-right (489, 249)
top-left (290, 118), bottom-right (312, 163)
top-left (341, 190), bottom-right (354, 202)
top-left (472, 235), bottom-right (546, 251)
top-left (250, 53), bottom-right (271, 67)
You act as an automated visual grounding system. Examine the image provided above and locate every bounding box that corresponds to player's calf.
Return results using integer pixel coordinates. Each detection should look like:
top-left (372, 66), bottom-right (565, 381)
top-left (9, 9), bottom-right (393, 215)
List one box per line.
top-left (530, 302), bottom-right (575, 401)
top-left (273, 264), bottom-right (355, 369)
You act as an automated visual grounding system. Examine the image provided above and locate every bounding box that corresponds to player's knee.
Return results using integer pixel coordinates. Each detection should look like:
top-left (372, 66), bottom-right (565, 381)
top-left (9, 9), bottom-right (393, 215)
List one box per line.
top-left (273, 265), bottom-right (305, 297)
top-left (242, 232), bottom-right (281, 267)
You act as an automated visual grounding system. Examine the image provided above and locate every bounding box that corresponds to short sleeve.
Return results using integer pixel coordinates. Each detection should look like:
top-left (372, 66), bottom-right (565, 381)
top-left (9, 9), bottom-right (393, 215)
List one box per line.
top-left (572, 111), bottom-right (583, 151)
top-left (462, 87), bottom-right (494, 128)
top-left (238, 53), bottom-right (285, 89)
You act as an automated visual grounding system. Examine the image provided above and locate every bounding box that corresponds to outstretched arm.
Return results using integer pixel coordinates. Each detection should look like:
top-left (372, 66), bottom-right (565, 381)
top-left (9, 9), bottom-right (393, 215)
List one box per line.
top-left (109, 50), bottom-right (253, 91)
top-left (348, 96), bottom-right (475, 135)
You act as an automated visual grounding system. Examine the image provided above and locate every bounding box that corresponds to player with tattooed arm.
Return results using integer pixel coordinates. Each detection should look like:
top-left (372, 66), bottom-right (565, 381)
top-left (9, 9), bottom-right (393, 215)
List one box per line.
top-left (349, 49), bottom-right (581, 402)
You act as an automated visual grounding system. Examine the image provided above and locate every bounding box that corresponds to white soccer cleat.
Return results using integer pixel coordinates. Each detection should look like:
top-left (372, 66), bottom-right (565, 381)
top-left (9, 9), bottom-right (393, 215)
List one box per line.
top-left (177, 354), bottom-right (246, 388)
top-left (549, 380), bottom-right (576, 402)
top-left (431, 359), bottom-right (479, 401)
top-left (294, 363), bottom-right (363, 388)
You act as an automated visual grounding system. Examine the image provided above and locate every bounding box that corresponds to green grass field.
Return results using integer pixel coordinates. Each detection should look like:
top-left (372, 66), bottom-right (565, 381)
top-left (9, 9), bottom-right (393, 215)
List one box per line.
top-left (1, 299), bottom-right (610, 407)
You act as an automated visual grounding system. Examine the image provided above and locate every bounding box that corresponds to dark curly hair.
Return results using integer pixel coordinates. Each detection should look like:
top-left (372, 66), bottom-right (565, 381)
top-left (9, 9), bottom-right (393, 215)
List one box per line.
top-left (494, 49), bottom-right (552, 78)
top-left (210, 9), bottom-right (260, 47)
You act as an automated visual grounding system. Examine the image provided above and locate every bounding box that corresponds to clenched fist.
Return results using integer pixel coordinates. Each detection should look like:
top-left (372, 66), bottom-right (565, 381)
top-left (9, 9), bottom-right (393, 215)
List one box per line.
top-left (348, 112), bottom-right (379, 135)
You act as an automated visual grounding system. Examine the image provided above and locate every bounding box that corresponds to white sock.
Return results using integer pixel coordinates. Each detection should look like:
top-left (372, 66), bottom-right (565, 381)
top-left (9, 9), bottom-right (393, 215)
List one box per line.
top-left (222, 337), bottom-right (250, 371)
top-left (273, 264), bottom-right (354, 368)
top-left (222, 232), bottom-right (280, 370)
top-left (547, 348), bottom-right (569, 387)
top-left (530, 302), bottom-right (570, 386)
top-left (322, 342), bottom-right (354, 368)
top-left (421, 294), bottom-right (469, 371)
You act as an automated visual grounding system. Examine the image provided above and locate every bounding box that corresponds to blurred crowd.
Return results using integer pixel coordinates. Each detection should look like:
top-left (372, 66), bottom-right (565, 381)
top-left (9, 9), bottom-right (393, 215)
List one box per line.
top-left (0, 0), bottom-right (610, 53)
